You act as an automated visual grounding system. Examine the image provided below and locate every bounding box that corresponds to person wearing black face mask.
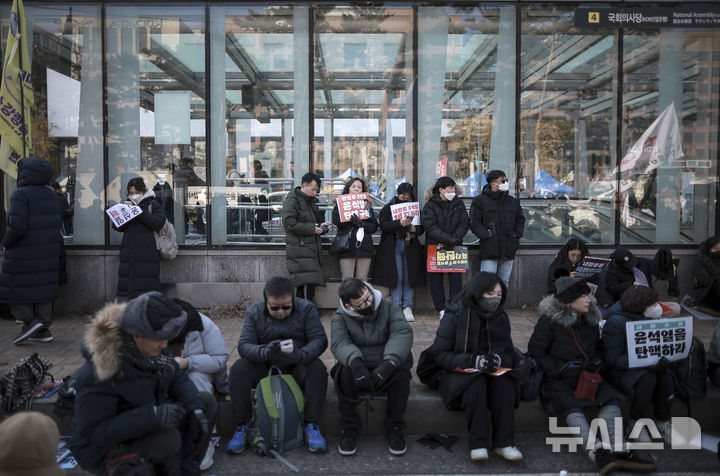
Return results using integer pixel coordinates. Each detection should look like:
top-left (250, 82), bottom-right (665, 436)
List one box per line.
top-left (426, 272), bottom-right (523, 462)
top-left (331, 279), bottom-right (413, 457)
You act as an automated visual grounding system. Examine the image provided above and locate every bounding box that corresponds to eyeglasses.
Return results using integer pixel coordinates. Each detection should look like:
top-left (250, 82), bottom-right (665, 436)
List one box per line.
top-left (269, 305), bottom-right (292, 312)
top-left (349, 293), bottom-right (372, 310)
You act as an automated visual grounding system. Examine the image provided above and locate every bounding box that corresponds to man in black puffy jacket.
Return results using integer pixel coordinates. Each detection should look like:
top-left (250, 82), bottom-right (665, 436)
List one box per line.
top-left (226, 276), bottom-right (329, 454)
top-left (469, 170), bottom-right (525, 287)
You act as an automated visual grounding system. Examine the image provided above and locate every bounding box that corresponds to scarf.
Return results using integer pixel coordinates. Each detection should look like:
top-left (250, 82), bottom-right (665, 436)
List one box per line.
top-left (120, 338), bottom-right (176, 376)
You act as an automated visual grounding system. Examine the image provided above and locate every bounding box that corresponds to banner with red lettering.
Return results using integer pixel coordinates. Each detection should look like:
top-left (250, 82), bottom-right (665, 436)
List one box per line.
top-left (336, 192), bottom-right (370, 222)
top-left (427, 244), bottom-right (469, 273)
top-left (390, 201), bottom-right (420, 221)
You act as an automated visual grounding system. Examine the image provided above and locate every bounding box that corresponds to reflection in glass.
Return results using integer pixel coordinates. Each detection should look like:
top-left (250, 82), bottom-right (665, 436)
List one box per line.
top-left (105, 6), bottom-right (206, 245)
top-left (520, 5), bottom-right (616, 244)
top-left (620, 29), bottom-right (720, 244)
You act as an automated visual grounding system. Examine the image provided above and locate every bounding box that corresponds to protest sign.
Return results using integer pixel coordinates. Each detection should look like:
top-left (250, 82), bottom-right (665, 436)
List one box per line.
top-left (626, 317), bottom-right (692, 368)
top-left (336, 192), bottom-right (370, 222)
top-left (106, 203), bottom-right (142, 228)
top-left (427, 245), bottom-right (469, 273)
top-left (574, 256), bottom-right (610, 279)
top-left (390, 201), bottom-right (420, 221)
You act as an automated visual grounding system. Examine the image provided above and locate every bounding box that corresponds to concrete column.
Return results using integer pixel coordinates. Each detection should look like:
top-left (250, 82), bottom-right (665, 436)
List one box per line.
top-left (73, 7), bottom-right (104, 245)
top-left (417, 7), bottom-right (448, 204)
top-left (574, 118), bottom-right (588, 197)
top-left (323, 118), bottom-right (332, 179)
top-left (293, 6), bottom-right (310, 184)
top-left (210, 6), bottom-right (228, 245)
top-left (656, 30), bottom-right (684, 243)
top-left (489, 6), bottom-right (516, 191)
top-left (283, 119), bottom-right (293, 180)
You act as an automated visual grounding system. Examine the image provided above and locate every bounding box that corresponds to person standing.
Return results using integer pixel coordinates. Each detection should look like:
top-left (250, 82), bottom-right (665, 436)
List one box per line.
top-left (469, 170), bottom-right (525, 288)
top-left (421, 176), bottom-right (469, 319)
top-left (1, 158), bottom-right (63, 345)
top-left (331, 177), bottom-right (378, 282)
top-left (331, 279), bottom-right (413, 456)
top-left (372, 183), bottom-right (425, 322)
top-left (282, 172), bottom-right (330, 302)
top-left (114, 177), bottom-right (166, 299)
top-left (226, 277), bottom-right (329, 455)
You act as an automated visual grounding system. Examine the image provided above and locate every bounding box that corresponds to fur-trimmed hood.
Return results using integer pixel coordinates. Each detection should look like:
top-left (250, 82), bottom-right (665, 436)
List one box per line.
top-left (423, 183), bottom-right (464, 202)
top-left (538, 294), bottom-right (602, 328)
top-left (84, 302), bottom-right (127, 381)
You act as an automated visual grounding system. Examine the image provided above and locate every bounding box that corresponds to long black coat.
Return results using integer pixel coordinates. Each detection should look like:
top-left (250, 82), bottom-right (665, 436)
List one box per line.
top-left (421, 188), bottom-right (469, 248)
top-left (0, 158), bottom-right (62, 304)
top-left (115, 194), bottom-right (166, 298)
top-left (371, 197), bottom-right (425, 289)
top-left (469, 185), bottom-right (525, 260)
top-left (331, 203), bottom-right (378, 259)
top-left (432, 299), bottom-right (517, 409)
top-left (693, 246), bottom-right (720, 305)
top-left (528, 295), bottom-right (618, 413)
top-left (282, 188), bottom-right (325, 287)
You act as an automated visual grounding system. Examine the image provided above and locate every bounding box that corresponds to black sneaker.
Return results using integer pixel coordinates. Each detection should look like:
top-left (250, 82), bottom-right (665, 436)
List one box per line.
top-left (13, 320), bottom-right (44, 345)
top-left (28, 328), bottom-right (53, 343)
top-left (613, 450), bottom-right (657, 473)
top-left (338, 429), bottom-right (357, 456)
top-left (388, 427), bottom-right (406, 455)
top-left (594, 448), bottom-right (621, 475)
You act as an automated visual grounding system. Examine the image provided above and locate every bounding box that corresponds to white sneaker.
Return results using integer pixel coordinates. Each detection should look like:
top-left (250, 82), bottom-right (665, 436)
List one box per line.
top-left (403, 307), bottom-right (415, 322)
top-left (200, 440), bottom-right (215, 471)
top-left (439, 310), bottom-right (445, 320)
top-left (470, 448), bottom-right (488, 460)
top-left (493, 446), bottom-right (524, 461)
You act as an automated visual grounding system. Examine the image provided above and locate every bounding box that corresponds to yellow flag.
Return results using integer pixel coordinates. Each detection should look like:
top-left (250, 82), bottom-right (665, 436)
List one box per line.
top-left (0, 0), bottom-right (33, 179)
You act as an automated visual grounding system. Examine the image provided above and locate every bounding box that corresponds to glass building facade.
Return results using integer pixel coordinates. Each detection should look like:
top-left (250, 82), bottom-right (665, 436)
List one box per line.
top-left (3, 1), bottom-right (719, 249)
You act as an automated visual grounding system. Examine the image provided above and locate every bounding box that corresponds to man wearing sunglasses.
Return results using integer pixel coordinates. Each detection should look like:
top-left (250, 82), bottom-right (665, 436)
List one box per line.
top-left (226, 276), bottom-right (329, 455)
top-left (330, 279), bottom-right (413, 458)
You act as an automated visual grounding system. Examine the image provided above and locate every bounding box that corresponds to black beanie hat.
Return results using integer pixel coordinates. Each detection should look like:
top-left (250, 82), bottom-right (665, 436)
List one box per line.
top-left (121, 292), bottom-right (187, 341)
top-left (613, 248), bottom-right (636, 268)
top-left (554, 277), bottom-right (591, 304)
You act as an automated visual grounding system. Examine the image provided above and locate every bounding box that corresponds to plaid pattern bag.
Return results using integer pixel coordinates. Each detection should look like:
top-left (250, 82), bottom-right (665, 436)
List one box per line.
top-left (0, 352), bottom-right (53, 412)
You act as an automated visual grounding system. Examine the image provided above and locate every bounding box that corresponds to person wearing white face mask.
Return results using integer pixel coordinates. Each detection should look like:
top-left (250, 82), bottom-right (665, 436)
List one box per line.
top-left (421, 176), bottom-right (469, 319)
top-left (469, 170), bottom-right (525, 288)
top-left (602, 285), bottom-right (676, 445)
top-left (114, 177), bottom-right (167, 299)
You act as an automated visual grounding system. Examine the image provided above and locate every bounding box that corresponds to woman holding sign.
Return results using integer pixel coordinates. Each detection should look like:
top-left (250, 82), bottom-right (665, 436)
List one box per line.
top-left (372, 183), bottom-right (425, 322)
top-left (115, 177), bottom-right (167, 298)
top-left (601, 285), bottom-right (675, 443)
top-left (331, 178), bottom-right (378, 282)
top-left (429, 272), bottom-right (524, 461)
top-left (421, 176), bottom-right (469, 320)
top-left (546, 238), bottom-right (589, 293)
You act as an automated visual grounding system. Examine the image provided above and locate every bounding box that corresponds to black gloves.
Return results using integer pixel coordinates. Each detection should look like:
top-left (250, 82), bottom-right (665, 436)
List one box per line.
top-left (155, 403), bottom-right (186, 428)
top-left (193, 408), bottom-right (208, 435)
top-left (262, 340), bottom-right (282, 362)
top-left (272, 348), bottom-right (303, 368)
top-left (349, 358), bottom-right (374, 391)
top-left (370, 360), bottom-right (397, 389)
top-left (652, 357), bottom-right (671, 373)
top-left (350, 214), bottom-right (364, 227)
top-left (474, 354), bottom-right (501, 372)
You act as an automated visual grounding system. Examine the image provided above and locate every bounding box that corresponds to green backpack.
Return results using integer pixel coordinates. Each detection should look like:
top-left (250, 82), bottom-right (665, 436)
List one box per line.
top-left (248, 367), bottom-right (305, 456)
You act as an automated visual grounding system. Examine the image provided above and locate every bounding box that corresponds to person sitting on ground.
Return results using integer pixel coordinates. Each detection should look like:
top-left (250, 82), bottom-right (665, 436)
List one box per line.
top-left (69, 292), bottom-right (215, 475)
top-left (429, 272), bottom-right (524, 462)
top-left (692, 235), bottom-right (720, 316)
top-left (547, 238), bottom-right (589, 294)
top-left (168, 299), bottom-right (230, 471)
top-left (331, 278), bottom-right (413, 457)
top-left (528, 277), bottom-right (656, 474)
top-left (226, 276), bottom-right (329, 454)
top-left (602, 285), bottom-right (675, 444)
top-left (0, 411), bottom-right (64, 476)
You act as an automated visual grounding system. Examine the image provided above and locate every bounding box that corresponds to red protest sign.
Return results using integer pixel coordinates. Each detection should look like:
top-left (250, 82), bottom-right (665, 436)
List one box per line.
top-left (336, 192), bottom-right (370, 222)
top-left (426, 245), bottom-right (469, 273)
top-left (390, 201), bottom-right (420, 221)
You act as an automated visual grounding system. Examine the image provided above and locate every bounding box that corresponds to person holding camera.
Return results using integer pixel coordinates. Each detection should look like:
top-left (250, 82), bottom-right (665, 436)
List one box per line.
top-left (469, 170), bottom-right (525, 288)
top-left (331, 177), bottom-right (379, 282)
top-left (226, 277), bottom-right (329, 455)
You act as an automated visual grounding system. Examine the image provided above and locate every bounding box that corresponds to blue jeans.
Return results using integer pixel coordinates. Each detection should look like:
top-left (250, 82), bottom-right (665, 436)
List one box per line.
top-left (480, 259), bottom-right (514, 287)
top-left (391, 239), bottom-right (413, 309)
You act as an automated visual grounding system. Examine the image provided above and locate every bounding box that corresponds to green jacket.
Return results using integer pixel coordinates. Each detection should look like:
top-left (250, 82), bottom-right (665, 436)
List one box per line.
top-left (331, 284), bottom-right (413, 367)
top-left (282, 187), bottom-right (325, 287)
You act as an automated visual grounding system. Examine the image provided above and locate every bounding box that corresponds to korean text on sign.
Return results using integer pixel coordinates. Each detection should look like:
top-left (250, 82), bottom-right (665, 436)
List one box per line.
top-left (427, 245), bottom-right (469, 273)
top-left (106, 203), bottom-right (143, 228)
top-left (574, 256), bottom-right (610, 279)
top-left (390, 201), bottom-right (420, 221)
top-left (336, 192), bottom-right (370, 222)
top-left (626, 317), bottom-right (692, 368)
